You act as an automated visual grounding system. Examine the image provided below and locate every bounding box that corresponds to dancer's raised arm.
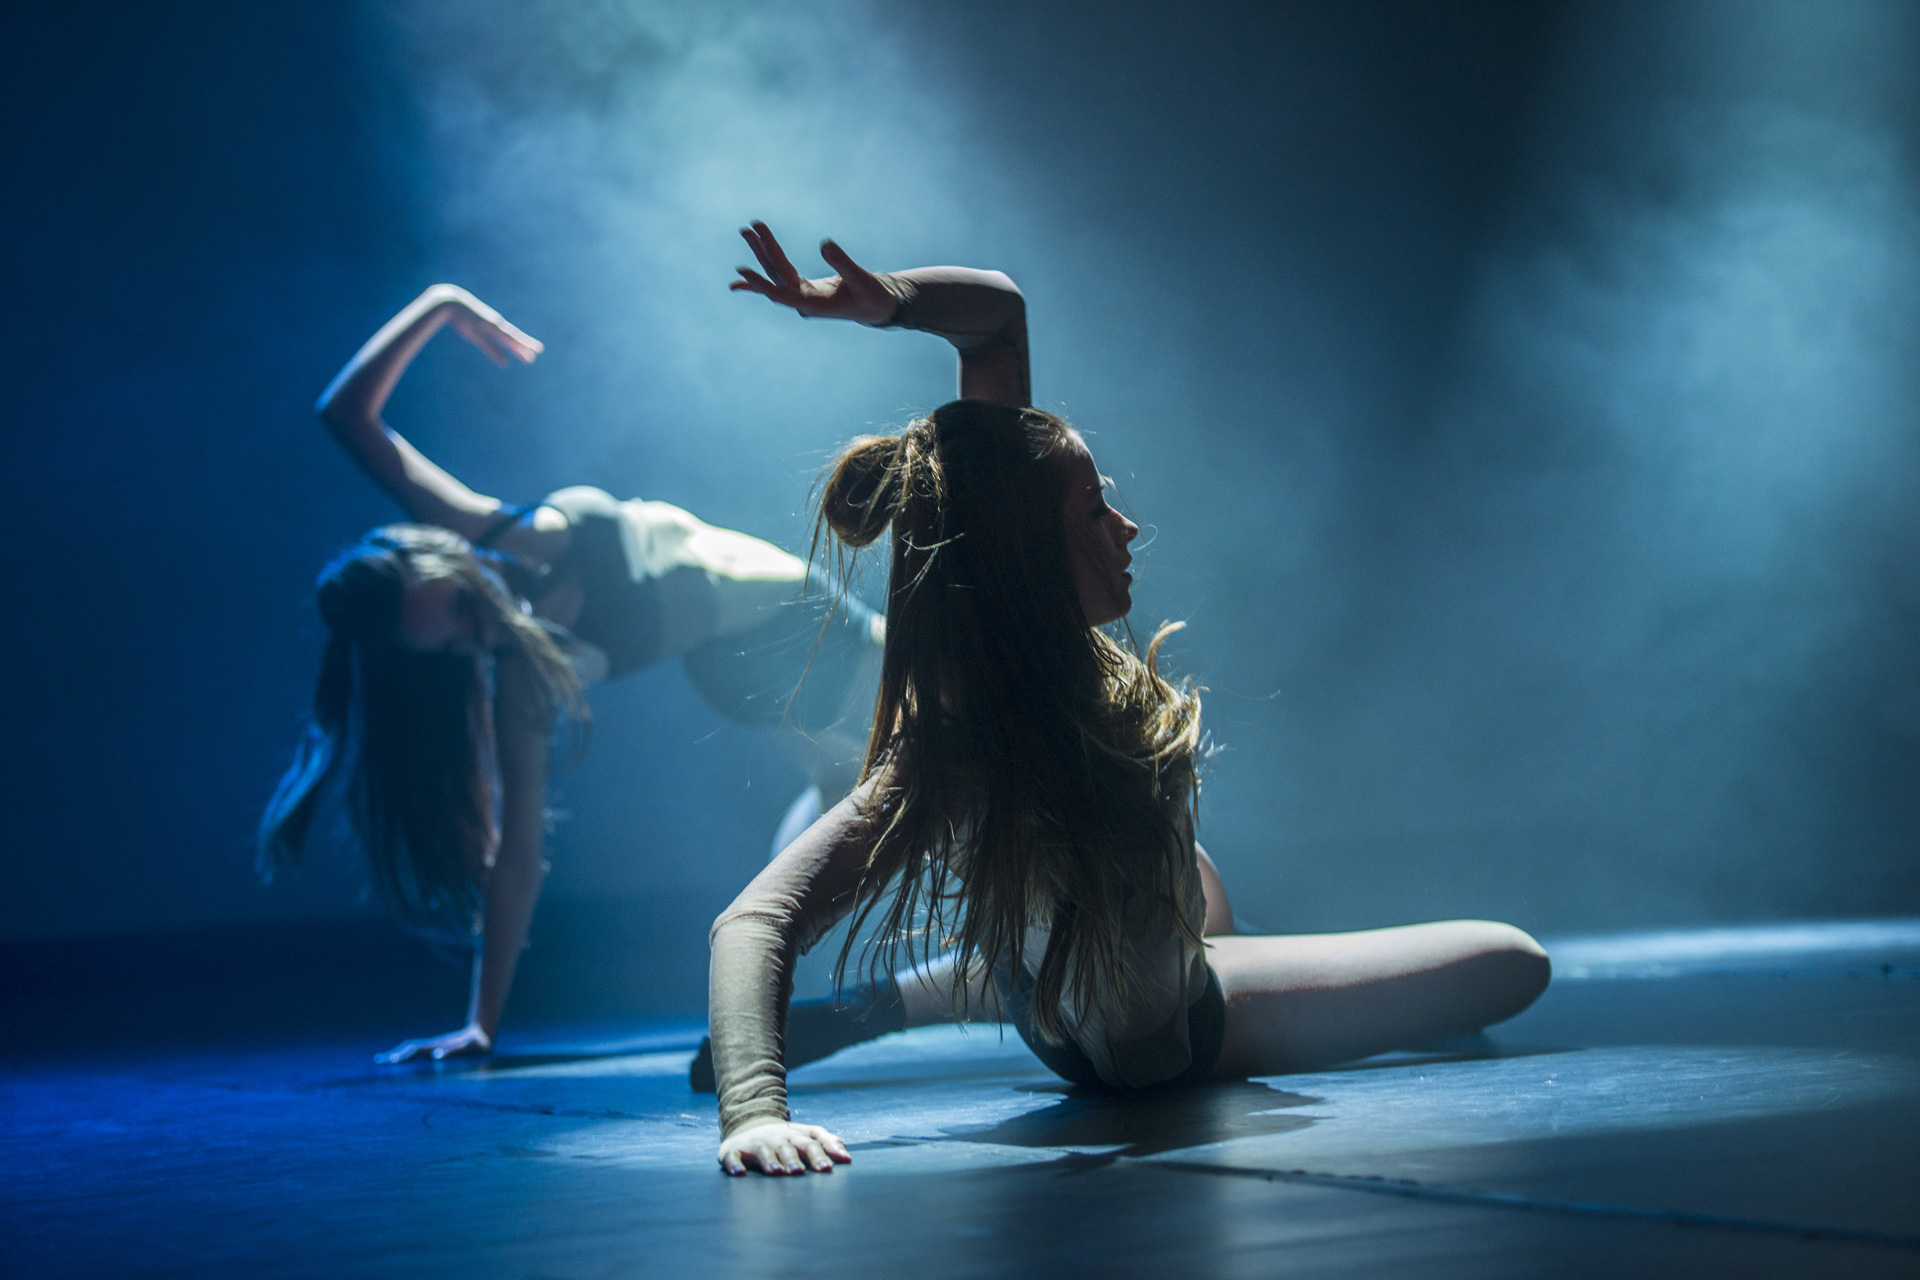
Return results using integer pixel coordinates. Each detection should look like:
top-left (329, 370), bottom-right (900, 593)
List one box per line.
top-left (730, 222), bottom-right (1029, 408)
top-left (315, 285), bottom-right (543, 539)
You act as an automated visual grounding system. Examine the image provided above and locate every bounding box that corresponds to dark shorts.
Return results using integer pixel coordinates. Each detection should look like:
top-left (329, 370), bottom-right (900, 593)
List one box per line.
top-left (995, 959), bottom-right (1227, 1089)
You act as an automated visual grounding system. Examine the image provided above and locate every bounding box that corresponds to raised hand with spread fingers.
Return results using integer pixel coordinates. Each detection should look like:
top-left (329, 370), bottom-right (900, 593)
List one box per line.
top-left (727, 221), bottom-right (1031, 407)
top-left (729, 222), bottom-right (900, 327)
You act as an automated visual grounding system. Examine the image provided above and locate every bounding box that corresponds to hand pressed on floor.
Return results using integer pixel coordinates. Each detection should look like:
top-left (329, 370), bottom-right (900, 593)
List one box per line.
top-left (718, 1120), bottom-right (850, 1177)
top-left (376, 1023), bottom-right (492, 1065)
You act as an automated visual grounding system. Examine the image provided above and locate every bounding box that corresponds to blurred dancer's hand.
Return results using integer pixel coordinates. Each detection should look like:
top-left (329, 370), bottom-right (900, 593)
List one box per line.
top-left (730, 222), bottom-right (898, 326)
top-left (376, 1022), bottom-right (493, 1065)
top-left (718, 1119), bottom-right (851, 1176)
top-left (439, 288), bottom-right (544, 367)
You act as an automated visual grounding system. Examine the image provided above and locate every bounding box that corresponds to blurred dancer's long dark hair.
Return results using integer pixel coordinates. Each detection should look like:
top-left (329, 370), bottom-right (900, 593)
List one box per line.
top-left (258, 524), bottom-right (585, 936)
top-left (815, 400), bottom-right (1203, 1043)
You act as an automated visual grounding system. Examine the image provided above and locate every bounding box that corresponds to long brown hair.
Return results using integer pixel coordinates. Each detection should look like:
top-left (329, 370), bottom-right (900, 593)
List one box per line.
top-left (818, 400), bottom-right (1203, 1042)
top-left (258, 524), bottom-right (586, 936)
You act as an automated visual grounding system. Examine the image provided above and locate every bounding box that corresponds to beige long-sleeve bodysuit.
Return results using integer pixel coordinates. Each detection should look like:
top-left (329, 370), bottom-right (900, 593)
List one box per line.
top-left (705, 267), bottom-right (1213, 1139)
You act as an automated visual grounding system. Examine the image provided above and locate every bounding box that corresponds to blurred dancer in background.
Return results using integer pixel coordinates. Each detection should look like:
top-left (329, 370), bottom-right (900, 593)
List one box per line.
top-left (260, 285), bottom-right (882, 1063)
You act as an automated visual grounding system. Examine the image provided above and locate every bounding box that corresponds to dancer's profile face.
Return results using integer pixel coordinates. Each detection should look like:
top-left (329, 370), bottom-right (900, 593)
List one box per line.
top-left (1056, 432), bottom-right (1138, 628)
top-left (397, 575), bottom-right (493, 654)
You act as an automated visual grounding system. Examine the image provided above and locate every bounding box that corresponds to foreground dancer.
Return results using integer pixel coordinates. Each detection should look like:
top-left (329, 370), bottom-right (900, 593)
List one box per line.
top-left (705, 226), bottom-right (1551, 1175)
top-left (259, 285), bottom-right (882, 1063)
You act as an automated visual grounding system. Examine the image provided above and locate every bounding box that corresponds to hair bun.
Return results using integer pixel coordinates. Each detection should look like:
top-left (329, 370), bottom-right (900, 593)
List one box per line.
top-left (822, 433), bottom-right (909, 547)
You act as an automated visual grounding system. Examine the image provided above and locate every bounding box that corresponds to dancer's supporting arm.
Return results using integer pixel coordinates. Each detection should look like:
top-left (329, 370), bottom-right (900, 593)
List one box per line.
top-left (707, 775), bottom-right (888, 1175)
top-left (731, 222), bottom-right (1029, 408)
top-left (316, 285), bottom-right (549, 545)
top-left (376, 654), bottom-right (553, 1063)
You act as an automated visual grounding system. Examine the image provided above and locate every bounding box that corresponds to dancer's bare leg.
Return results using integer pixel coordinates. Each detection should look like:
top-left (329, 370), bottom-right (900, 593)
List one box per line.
top-left (1208, 921), bottom-right (1550, 1078)
top-left (897, 953), bottom-right (997, 1027)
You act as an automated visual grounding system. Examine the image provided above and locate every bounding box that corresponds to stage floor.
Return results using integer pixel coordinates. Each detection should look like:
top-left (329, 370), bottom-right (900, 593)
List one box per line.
top-left (7, 921), bottom-right (1919, 1278)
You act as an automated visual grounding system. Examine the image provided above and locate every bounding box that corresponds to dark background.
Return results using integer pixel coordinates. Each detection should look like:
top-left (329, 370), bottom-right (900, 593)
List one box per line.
top-left (5, 1), bottom-right (1917, 1025)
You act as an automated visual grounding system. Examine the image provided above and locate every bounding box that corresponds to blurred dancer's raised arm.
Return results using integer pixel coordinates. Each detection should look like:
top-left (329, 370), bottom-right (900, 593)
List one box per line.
top-left (314, 285), bottom-right (544, 539)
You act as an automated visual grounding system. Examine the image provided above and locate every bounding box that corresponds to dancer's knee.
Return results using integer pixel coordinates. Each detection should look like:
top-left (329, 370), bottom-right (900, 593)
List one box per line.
top-left (1471, 922), bottom-right (1551, 1021)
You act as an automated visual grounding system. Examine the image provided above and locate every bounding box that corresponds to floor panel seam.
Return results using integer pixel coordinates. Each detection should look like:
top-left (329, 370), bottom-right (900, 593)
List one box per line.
top-left (1139, 1160), bottom-right (1920, 1251)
